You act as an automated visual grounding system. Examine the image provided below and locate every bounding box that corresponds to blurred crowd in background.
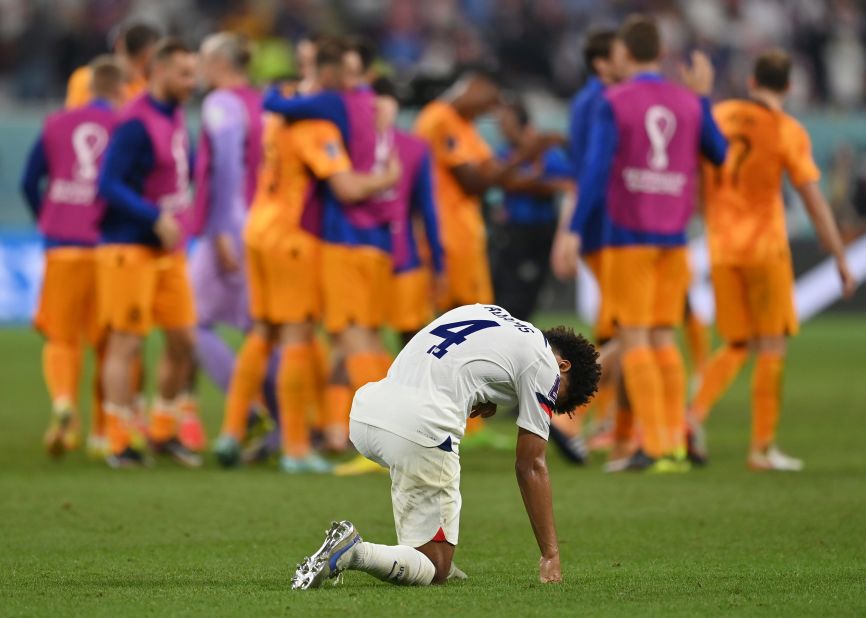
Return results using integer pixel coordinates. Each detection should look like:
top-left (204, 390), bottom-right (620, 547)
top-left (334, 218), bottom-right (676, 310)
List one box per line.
top-left (1, 0), bottom-right (865, 109)
top-left (0, 0), bottom-right (864, 272)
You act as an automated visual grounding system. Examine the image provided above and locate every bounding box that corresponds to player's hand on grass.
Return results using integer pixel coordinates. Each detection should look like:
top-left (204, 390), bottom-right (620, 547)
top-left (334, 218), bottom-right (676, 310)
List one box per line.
top-left (539, 553), bottom-right (562, 583)
top-left (154, 212), bottom-right (182, 250)
top-left (838, 260), bottom-right (857, 298)
top-left (550, 231), bottom-right (579, 281)
top-left (215, 233), bottom-right (240, 274)
top-left (679, 50), bottom-right (715, 97)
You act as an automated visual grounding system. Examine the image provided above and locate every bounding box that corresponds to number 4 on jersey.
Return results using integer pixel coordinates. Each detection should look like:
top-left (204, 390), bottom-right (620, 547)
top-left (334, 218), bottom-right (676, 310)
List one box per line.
top-left (426, 320), bottom-right (500, 359)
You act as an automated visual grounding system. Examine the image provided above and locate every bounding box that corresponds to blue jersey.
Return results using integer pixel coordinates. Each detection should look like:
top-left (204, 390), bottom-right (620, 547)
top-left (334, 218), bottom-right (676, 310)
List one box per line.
top-left (570, 73), bottom-right (727, 248)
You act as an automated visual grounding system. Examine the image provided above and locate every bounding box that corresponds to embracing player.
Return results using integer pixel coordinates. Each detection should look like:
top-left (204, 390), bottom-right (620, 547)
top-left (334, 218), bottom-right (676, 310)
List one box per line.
top-left (290, 304), bottom-right (600, 588)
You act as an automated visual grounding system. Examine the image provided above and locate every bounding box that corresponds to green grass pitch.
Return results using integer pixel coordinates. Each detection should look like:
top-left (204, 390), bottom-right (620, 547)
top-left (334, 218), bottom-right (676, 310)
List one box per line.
top-left (1, 315), bottom-right (865, 617)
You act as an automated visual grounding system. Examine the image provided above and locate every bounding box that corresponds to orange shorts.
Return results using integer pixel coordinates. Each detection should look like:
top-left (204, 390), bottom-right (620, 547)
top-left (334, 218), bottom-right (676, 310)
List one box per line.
top-left (712, 260), bottom-right (798, 342)
top-left (34, 246), bottom-right (100, 344)
top-left (322, 243), bottom-right (392, 333)
top-left (582, 250), bottom-right (615, 342)
top-left (605, 246), bottom-right (690, 328)
top-left (97, 245), bottom-right (196, 336)
top-left (389, 267), bottom-right (435, 333)
top-left (439, 242), bottom-right (493, 311)
top-left (246, 234), bottom-right (321, 324)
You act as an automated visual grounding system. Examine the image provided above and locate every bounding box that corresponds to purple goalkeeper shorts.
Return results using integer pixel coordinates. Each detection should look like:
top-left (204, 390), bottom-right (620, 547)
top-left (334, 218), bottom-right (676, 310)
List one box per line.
top-left (189, 236), bottom-right (251, 330)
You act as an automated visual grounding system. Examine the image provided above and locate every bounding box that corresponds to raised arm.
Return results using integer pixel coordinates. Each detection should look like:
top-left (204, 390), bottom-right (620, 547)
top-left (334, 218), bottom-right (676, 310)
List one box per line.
top-left (515, 428), bottom-right (561, 583)
top-left (679, 50), bottom-right (728, 165)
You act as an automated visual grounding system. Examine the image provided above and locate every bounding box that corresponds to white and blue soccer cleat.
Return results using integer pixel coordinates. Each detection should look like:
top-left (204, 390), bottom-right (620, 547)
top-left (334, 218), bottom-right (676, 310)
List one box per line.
top-left (291, 520), bottom-right (362, 590)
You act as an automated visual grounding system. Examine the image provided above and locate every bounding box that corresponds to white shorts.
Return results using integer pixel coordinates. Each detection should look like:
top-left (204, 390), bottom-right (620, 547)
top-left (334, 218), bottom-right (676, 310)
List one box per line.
top-left (350, 419), bottom-right (461, 547)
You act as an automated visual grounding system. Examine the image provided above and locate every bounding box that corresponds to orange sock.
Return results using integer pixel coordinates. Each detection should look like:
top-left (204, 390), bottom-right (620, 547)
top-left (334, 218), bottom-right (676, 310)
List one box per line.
top-left (323, 384), bottom-right (353, 431)
top-left (222, 332), bottom-right (270, 439)
top-left (685, 312), bottom-right (711, 372)
top-left (278, 343), bottom-right (317, 458)
top-left (149, 398), bottom-right (178, 443)
top-left (612, 407), bottom-right (633, 445)
top-left (656, 345), bottom-right (687, 454)
top-left (105, 404), bottom-right (134, 455)
top-left (752, 352), bottom-right (784, 451)
top-left (621, 347), bottom-right (665, 458)
top-left (691, 345), bottom-right (748, 422)
top-left (346, 352), bottom-right (389, 392)
top-left (311, 338), bottom-right (330, 430)
top-left (43, 340), bottom-right (79, 409)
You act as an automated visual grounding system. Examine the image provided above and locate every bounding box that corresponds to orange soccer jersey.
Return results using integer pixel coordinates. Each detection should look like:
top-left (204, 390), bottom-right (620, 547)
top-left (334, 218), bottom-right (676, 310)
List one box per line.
top-left (701, 100), bottom-right (819, 341)
top-left (243, 115), bottom-right (351, 323)
top-left (414, 100), bottom-right (494, 307)
top-left (65, 65), bottom-right (147, 109)
top-left (702, 100), bottom-right (821, 266)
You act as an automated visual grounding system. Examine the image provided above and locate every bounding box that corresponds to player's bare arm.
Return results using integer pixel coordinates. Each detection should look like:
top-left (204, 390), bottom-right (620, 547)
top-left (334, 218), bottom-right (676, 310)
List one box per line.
top-left (450, 133), bottom-right (565, 196)
top-left (550, 184), bottom-right (581, 280)
top-left (501, 175), bottom-right (572, 197)
top-left (515, 427), bottom-right (562, 583)
top-left (796, 182), bottom-right (858, 298)
top-left (328, 154), bottom-right (402, 203)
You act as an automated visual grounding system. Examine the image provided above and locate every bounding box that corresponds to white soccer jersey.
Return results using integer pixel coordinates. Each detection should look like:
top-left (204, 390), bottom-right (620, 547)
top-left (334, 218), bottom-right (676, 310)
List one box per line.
top-left (351, 304), bottom-right (561, 448)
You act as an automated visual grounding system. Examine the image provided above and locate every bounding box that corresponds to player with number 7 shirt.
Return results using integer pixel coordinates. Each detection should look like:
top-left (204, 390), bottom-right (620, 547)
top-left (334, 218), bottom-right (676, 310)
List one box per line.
top-left (290, 304), bottom-right (601, 589)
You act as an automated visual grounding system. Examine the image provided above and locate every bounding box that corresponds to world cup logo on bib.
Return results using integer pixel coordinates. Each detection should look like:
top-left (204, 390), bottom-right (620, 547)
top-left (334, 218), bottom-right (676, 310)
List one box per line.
top-left (71, 122), bottom-right (109, 181)
top-left (644, 105), bottom-right (677, 171)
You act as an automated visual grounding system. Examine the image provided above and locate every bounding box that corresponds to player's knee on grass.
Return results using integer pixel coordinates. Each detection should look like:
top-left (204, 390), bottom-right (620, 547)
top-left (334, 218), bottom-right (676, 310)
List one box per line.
top-left (416, 541), bottom-right (454, 584)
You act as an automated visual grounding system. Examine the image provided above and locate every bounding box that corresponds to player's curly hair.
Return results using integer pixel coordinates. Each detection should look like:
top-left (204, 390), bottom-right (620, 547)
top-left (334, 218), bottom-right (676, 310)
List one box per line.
top-left (543, 326), bottom-right (601, 415)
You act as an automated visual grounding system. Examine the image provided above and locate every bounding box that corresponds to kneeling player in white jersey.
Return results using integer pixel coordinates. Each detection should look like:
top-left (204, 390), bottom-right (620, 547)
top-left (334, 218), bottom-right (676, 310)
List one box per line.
top-left (291, 304), bottom-right (601, 588)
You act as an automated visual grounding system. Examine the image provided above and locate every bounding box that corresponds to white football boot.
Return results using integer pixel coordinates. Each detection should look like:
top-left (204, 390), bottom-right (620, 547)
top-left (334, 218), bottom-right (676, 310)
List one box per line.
top-left (291, 520), bottom-right (362, 590)
top-left (748, 445), bottom-right (804, 471)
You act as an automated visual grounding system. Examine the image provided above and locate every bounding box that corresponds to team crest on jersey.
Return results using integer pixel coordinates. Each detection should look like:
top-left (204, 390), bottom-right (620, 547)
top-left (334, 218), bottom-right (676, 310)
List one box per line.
top-left (325, 141), bottom-right (339, 159)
